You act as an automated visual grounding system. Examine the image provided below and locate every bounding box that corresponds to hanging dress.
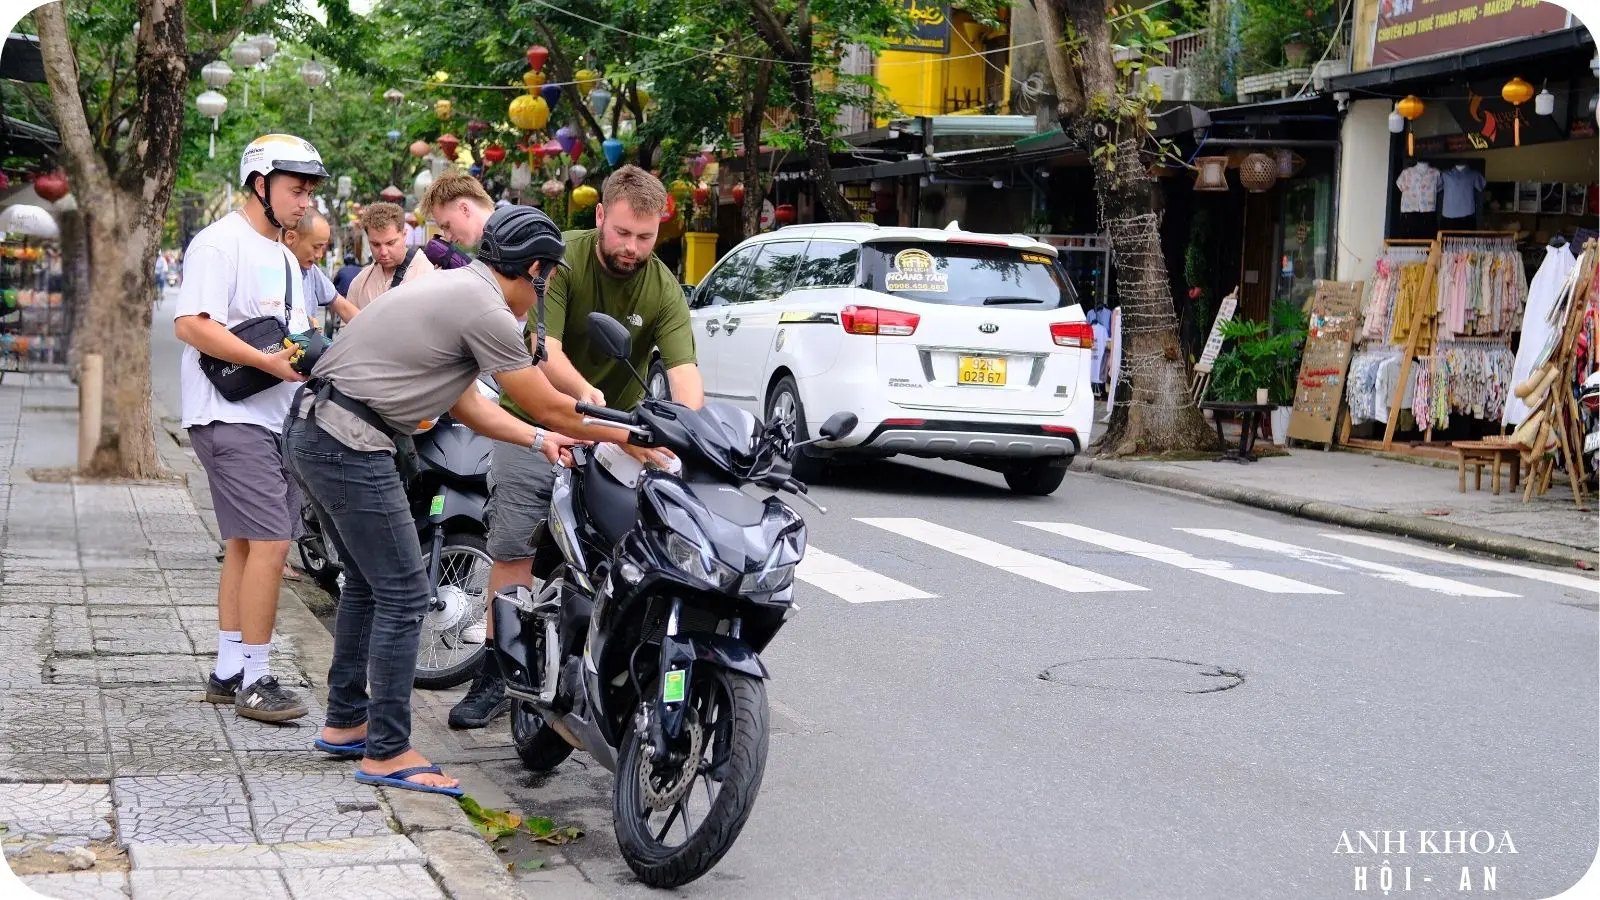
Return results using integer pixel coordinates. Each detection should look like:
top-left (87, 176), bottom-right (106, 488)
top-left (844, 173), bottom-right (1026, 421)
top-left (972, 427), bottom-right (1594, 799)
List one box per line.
top-left (1503, 244), bottom-right (1576, 426)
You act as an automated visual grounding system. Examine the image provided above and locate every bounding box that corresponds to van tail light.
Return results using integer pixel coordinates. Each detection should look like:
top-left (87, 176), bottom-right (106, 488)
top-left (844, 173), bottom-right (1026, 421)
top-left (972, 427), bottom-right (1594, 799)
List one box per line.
top-left (1050, 322), bottom-right (1094, 348)
top-left (841, 305), bottom-right (920, 336)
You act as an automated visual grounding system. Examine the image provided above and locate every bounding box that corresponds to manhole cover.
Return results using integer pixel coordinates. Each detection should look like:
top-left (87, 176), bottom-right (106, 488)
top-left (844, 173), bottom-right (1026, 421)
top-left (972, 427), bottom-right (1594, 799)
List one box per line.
top-left (1038, 657), bottom-right (1244, 694)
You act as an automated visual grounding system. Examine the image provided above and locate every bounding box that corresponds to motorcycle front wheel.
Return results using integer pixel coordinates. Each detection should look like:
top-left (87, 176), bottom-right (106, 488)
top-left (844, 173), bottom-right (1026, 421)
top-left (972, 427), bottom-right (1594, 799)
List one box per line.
top-left (612, 666), bottom-right (769, 888)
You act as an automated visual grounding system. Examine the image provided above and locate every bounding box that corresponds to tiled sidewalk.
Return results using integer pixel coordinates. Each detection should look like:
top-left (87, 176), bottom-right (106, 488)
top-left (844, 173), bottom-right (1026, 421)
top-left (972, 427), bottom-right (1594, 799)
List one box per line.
top-left (0, 374), bottom-right (528, 899)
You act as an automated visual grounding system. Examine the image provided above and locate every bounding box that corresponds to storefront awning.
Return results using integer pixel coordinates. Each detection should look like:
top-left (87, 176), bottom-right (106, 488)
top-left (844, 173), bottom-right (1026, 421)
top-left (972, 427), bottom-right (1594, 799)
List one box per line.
top-left (0, 116), bottom-right (60, 159)
top-left (2, 34), bottom-right (46, 83)
top-left (831, 157), bottom-right (933, 183)
top-left (1328, 26), bottom-right (1593, 92)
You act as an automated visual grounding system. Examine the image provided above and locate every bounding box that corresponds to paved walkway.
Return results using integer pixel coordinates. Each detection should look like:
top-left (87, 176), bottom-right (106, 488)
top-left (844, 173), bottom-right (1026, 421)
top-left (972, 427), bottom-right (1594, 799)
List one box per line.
top-left (0, 374), bottom-right (583, 900)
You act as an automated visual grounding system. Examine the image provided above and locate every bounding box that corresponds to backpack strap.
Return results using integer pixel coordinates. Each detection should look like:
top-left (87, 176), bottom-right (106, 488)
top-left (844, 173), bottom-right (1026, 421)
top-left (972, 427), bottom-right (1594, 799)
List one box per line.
top-left (390, 246), bottom-right (419, 290)
top-left (282, 255), bottom-right (294, 325)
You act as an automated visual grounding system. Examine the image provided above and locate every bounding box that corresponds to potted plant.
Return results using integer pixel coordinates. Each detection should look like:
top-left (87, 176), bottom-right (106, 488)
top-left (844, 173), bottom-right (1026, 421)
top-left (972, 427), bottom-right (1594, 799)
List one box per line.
top-left (1283, 32), bottom-right (1310, 67)
top-left (1207, 300), bottom-right (1308, 442)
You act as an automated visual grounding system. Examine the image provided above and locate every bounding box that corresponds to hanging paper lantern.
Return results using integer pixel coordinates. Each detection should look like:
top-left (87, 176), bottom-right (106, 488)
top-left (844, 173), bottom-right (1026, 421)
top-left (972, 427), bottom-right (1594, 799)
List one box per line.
top-left (379, 185), bottom-right (405, 202)
top-left (414, 168), bottom-right (435, 195)
top-left (542, 139), bottom-right (564, 160)
top-left (230, 42), bottom-right (261, 69)
top-left (540, 83), bottom-right (563, 109)
top-left (692, 183), bottom-right (710, 207)
top-left (435, 99), bottom-right (453, 120)
top-left (1238, 153), bottom-right (1277, 193)
top-left (1395, 94), bottom-right (1425, 155)
top-left (571, 184), bottom-right (599, 209)
top-left (541, 179), bottom-right (563, 197)
top-left (1501, 77), bottom-right (1534, 145)
top-left (687, 153), bottom-right (709, 180)
top-left (483, 144), bottom-right (507, 165)
top-left (1534, 87), bottom-right (1554, 116)
top-left (386, 129), bottom-right (401, 143)
top-left (201, 60), bottom-right (233, 89)
top-left (523, 70), bottom-right (546, 91)
top-left (466, 119), bottom-right (490, 141)
top-left (575, 69), bottom-right (600, 93)
top-left (337, 175), bottom-right (353, 198)
top-left (384, 88), bottom-right (405, 105)
top-left (508, 94), bottom-right (549, 131)
top-left (669, 179), bottom-right (693, 203)
top-left (732, 182), bottom-right (745, 205)
top-left (587, 87), bottom-right (611, 119)
top-left (661, 192), bottom-right (676, 222)
top-left (0, 173), bottom-right (10, 192)
top-left (636, 86), bottom-right (651, 109)
top-left (527, 144), bottom-right (545, 166)
top-left (567, 141), bottom-right (583, 163)
top-left (437, 134), bottom-right (460, 161)
top-left (555, 126), bottom-right (578, 157)
top-left (468, 164), bottom-right (483, 178)
top-left (1273, 148), bottom-right (1304, 179)
top-left (252, 35), bottom-right (278, 60)
top-left (527, 45), bottom-right (550, 72)
top-left (774, 203), bottom-right (796, 225)
top-left (511, 162), bottom-right (532, 191)
top-left (409, 140), bottom-right (431, 158)
top-left (196, 90), bottom-right (228, 159)
top-left (603, 138), bottom-right (625, 167)
top-left (1388, 107), bottom-right (1405, 134)
top-left (568, 164), bottom-right (588, 186)
top-left (431, 70), bottom-right (450, 84)
top-left (299, 59), bottom-right (327, 90)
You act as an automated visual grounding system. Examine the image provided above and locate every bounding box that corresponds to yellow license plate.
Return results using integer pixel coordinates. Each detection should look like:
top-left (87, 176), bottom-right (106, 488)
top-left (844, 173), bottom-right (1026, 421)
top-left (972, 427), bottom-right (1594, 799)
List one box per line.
top-left (958, 356), bottom-right (1007, 385)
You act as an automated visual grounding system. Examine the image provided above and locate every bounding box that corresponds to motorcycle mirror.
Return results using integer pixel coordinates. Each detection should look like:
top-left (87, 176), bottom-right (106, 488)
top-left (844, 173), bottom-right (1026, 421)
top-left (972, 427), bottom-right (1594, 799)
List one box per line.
top-left (587, 312), bottom-right (633, 361)
top-left (818, 412), bottom-right (858, 441)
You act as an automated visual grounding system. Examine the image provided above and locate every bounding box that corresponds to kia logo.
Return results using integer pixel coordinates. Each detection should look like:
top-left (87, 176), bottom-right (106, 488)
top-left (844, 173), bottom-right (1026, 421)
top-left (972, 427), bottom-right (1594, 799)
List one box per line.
top-left (978, 323), bottom-right (999, 333)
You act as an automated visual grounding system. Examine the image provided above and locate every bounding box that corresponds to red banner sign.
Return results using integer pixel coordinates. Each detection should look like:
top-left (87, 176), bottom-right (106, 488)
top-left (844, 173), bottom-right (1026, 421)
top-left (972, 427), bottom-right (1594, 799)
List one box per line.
top-left (1371, 0), bottom-right (1571, 66)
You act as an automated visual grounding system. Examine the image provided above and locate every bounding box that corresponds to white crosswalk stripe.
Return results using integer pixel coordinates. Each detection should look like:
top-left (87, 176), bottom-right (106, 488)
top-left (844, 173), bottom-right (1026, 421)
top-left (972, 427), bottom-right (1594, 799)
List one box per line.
top-left (796, 546), bottom-right (936, 603)
top-left (1017, 521), bottom-right (1340, 595)
top-left (858, 517), bottom-right (1146, 593)
top-left (1317, 533), bottom-right (1600, 592)
top-left (1177, 529), bottom-right (1519, 598)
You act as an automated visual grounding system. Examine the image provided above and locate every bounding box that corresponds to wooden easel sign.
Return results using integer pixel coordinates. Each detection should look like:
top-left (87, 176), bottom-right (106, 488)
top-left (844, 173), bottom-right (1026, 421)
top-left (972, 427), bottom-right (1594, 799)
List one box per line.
top-left (1191, 289), bottom-right (1239, 404)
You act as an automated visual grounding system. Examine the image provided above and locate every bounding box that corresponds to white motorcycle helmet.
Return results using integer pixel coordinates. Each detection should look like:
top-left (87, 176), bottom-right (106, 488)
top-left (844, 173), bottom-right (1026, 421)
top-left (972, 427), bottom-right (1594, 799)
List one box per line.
top-left (239, 134), bottom-right (330, 228)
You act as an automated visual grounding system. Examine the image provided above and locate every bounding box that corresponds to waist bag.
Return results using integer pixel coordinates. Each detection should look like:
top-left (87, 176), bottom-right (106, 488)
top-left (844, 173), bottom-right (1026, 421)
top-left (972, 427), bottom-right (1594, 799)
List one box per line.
top-left (199, 256), bottom-right (294, 402)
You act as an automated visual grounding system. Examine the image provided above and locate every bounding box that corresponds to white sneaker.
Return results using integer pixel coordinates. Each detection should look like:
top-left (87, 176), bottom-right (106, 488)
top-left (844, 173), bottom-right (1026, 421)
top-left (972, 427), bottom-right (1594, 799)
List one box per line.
top-left (460, 622), bottom-right (487, 644)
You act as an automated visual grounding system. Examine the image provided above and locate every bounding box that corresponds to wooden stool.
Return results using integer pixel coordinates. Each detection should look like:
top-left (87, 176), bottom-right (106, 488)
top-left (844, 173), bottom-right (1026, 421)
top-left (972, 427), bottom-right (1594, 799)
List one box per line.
top-left (1452, 440), bottom-right (1521, 495)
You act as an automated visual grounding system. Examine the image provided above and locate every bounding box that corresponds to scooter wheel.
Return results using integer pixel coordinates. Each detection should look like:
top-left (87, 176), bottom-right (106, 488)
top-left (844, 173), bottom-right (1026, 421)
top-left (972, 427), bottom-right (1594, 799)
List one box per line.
top-left (511, 701), bottom-right (574, 772)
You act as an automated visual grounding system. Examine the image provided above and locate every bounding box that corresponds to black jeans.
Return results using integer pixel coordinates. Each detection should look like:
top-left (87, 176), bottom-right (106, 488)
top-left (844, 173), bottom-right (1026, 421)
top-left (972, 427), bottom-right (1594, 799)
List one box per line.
top-left (284, 414), bottom-right (428, 762)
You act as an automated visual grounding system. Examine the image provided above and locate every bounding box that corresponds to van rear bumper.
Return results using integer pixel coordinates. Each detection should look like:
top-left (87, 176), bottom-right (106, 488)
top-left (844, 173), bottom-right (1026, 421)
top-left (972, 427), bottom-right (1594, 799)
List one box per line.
top-left (855, 420), bottom-right (1081, 458)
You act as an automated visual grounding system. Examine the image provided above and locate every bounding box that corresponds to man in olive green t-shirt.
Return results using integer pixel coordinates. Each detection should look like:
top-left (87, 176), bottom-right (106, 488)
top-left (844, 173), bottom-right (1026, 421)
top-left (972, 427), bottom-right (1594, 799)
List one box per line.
top-left (452, 166), bottom-right (703, 729)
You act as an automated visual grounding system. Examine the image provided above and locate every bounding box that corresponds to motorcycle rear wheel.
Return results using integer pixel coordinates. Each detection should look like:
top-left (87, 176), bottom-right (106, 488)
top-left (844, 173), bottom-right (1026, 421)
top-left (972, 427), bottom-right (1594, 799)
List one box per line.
top-left (414, 531), bottom-right (491, 690)
top-left (612, 667), bottom-right (768, 888)
top-left (511, 701), bottom-right (575, 771)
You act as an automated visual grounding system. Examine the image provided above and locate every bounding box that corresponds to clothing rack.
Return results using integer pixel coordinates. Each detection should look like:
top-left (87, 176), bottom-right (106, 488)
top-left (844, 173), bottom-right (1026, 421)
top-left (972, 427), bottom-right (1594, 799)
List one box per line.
top-left (1380, 231), bottom-right (1518, 450)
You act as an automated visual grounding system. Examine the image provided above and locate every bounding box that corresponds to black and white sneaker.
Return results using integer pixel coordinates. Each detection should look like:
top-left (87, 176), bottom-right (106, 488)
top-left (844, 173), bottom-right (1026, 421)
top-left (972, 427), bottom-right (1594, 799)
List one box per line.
top-left (205, 671), bottom-right (244, 704)
top-left (235, 675), bottom-right (309, 723)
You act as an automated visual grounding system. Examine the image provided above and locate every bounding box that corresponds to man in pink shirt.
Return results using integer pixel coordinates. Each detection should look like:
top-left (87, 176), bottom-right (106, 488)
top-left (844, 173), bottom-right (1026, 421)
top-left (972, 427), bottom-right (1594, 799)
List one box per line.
top-left (345, 202), bottom-right (435, 312)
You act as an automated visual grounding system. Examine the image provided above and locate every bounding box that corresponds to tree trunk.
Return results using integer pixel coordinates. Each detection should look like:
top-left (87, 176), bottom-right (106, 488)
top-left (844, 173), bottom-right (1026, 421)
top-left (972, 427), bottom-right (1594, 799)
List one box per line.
top-left (742, 60), bottom-right (773, 237)
top-left (1049, 0), bottom-right (1215, 456)
top-left (781, 60), bottom-right (856, 223)
top-left (38, 0), bottom-right (185, 478)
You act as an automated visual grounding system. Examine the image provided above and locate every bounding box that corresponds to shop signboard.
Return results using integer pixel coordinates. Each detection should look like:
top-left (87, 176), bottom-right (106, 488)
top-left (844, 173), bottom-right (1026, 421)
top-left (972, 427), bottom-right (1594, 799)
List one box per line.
top-left (1194, 292), bottom-right (1239, 376)
top-left (886, 0), bottom-right (951, 54)
top-left (1412, 78), bottom-right (1570, 153)
top-left (1369, 0), bottom-right (1571, 68)
top-left (1288, 281), bottom-right (1365, 446)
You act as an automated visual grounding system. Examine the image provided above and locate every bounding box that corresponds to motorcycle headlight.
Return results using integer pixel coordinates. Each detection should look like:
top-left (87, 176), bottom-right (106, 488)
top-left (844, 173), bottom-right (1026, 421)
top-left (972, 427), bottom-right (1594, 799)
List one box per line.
top-left (740, 563), bottom-right (795, 594)
top-left (663, 529), bottom-right (739, 589)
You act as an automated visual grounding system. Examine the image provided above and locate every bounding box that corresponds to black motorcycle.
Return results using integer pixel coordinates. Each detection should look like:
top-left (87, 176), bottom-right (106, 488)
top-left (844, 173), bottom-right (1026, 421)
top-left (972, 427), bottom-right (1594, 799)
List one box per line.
top-left (297, 377), bottom-right (498, 690)
top-left (491, 312), bottom-right (854, 888)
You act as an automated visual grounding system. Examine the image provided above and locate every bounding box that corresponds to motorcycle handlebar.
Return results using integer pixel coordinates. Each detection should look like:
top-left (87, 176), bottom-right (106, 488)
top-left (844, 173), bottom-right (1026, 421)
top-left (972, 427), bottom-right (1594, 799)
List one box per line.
top-left (575, 402), bottom-right (631, 424)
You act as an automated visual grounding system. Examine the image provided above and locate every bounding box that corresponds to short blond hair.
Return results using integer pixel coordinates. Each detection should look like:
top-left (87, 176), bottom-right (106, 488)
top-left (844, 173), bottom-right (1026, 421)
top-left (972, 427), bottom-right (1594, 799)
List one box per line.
top-left (422, 170), bottom-right (494, 217)
top-left (601, 165), bottom-right (667, 218)
top-left (360, 202), bottom-right (405, 235)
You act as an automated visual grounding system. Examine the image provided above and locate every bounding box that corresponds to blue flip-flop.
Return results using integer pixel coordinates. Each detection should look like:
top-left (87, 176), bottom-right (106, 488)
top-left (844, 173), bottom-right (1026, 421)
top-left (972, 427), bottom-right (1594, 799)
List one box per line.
top-left (354, 765), bottom-right (464, 798)
top-left (313, 737), bottom-right (366, 758)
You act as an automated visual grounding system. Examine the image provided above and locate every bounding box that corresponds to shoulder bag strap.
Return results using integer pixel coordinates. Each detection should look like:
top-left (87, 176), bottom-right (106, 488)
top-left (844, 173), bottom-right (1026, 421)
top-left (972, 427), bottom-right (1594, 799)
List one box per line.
top-left (282, 254), bottom-right (294, 325)
top-left (391, 246), bottom-right (419, 290)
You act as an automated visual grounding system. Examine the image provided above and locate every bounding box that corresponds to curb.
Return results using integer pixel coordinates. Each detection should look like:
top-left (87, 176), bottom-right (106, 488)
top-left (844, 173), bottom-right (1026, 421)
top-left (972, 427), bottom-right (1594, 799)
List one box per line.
top-left (1077, 457), bottom-right (1599, 570)
top-left (150, 404), bottom-right (540, 900)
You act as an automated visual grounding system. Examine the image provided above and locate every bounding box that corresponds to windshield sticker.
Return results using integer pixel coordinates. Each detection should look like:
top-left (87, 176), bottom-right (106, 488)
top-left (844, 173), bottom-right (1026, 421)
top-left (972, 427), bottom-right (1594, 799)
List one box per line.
top-left (1020, 252), bottom-right (1052, 264)
top-left (885, 248), bottom-right (948, 293)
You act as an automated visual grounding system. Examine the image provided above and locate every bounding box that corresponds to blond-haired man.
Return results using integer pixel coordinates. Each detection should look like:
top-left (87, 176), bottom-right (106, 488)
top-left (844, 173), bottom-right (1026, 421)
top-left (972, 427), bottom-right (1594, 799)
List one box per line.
top-left (422, 170), bottom-right (495, 250)
top-left (451, 164), bottom-right (703, 728)
top-left (346, 202), bottom-right (434, 311)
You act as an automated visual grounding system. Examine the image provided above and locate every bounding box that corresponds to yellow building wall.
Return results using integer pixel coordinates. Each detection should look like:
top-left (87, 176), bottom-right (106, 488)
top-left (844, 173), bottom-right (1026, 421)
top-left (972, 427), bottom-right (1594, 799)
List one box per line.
top-left (875, 13), bottom-right (997, 122)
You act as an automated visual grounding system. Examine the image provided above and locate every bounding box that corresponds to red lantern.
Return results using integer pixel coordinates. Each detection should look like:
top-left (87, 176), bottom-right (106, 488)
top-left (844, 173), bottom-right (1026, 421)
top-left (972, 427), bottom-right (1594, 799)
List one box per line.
top-left (437, 134), bottom-right (460, 159)
top-left (732, 182), bottom-right (745, 205)
top-left (567, 142), bottom-right (582, 163)
top-left (775, 203), bottom-right (797, 225)
top-left (0, 173), bottom-right (9, 191)
top-left (33, 170), bottom-right (68, 203)
top-left (379, 185), bottom-right (404, 202)
top-left (528, 144), bottom-right (544, 166)
top-left (692, 184), bottom-right (710, 207)
top-left (526, 45), bottom-right (550, 72)
top-left (661, 192), bottom-right (676, 222)
top-left (466, 119), bottom-right (489, 141)
top-left (483, 144), bottom-right (507, 165)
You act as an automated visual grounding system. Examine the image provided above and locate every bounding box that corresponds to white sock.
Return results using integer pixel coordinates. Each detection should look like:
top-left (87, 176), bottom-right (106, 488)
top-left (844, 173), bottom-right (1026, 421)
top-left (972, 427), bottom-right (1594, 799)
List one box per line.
top-left (215, 631), bottom-right (243, 679)
top-left (241, 643), bottom-right (272, 688)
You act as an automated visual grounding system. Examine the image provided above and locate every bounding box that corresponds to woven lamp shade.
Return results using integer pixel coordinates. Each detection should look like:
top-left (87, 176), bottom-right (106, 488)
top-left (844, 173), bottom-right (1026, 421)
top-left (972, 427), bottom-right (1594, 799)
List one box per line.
top-left (1193, 156), bottom-right (1229, 191)
top-left (1239, 153), bottom-right (1278, 193)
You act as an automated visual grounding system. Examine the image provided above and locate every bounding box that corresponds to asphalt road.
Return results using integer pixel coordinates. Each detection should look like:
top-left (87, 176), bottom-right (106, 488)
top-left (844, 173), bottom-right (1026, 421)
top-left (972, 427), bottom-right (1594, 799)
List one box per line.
top-left (151, 303), bottom-right (1600, 898)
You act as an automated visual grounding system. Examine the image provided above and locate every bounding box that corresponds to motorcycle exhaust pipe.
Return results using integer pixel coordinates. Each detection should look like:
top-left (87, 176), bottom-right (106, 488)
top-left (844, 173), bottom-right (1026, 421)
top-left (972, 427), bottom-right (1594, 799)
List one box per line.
top-left (504, 685), bottom-right (588, 751)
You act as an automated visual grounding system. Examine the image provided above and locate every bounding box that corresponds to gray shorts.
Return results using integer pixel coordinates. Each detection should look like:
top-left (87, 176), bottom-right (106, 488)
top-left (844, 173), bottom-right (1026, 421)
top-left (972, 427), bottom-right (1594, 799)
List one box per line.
top-left (486, 439), bottom-right (558, 561)
top-left (189, 422), bottom-right (302, 542)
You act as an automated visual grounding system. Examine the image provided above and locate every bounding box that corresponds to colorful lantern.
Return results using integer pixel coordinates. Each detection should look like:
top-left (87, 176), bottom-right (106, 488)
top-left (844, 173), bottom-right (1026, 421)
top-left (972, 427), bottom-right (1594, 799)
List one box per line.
top-left (435, 99), bottom-right (453, 120)
top-left (438, 134), bottom-right (460, 160)
top-left (732, 182), bottom-right (745, 205)
top-left (468, 164), bottom-right (483, 178)
top-left (687, 152), bottom-right (709, 181)
top-left (523, 70), bottom-right (546, 91)
top-left (466, 119), bottom-right (489, 141)
top-left (575, 69), bottom-right (600, 93)
top-left (384, 88), bottom-right (405, 105)
top-left (541, 179), bottom-right (563, 197)
top-left (409, 140), bottom-right (431, 158)
top-left (567, 141), bottom-right (583, 162)
top-left (774, 203), bottom-right (796, 225)
top-left (1238, 153), bottom-right (1277, 193)
top-left (542, 139), bottom-right (564, 160)
top-left (387, 129), bottom-right (401, 143)
top-left (380, 185), bottom-right (404, 202)
top-left (527, 143), bottom-right (544, 166)
top-left (1395, 94), bottom-right (1425, 155)
top-left (692, 183), bottom-right (710, 207)
top-left (571, 184), bottom-right (599, 209)
top-left (1501, 77), bottom-right (1534, 145)
top-left (483, 144), bottom-right (507, 165)
top-left (568, 164), bottom-right (587, 186)
top-left (431, 70), bottom-right (450, 84)
top-left (661, 192), bottom-right (676, 222)
top-left (527, 45), bottom-right (550, 72)
top-left (603, 138), bottom-right (625, 167)
top-left (588, 87), bottom-right (612, 119)
top-left (540, 83), bottom-right (563, 109)
top-left (508, 94), bottom-right (549, 131)
top-left (555, 126), bottom-right (578, 157)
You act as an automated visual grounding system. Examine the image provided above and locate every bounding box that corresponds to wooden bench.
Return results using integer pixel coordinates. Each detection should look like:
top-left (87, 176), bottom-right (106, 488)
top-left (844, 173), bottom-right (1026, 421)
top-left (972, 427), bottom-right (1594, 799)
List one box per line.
top-left (1451, 440), bottom-right (1521, 495)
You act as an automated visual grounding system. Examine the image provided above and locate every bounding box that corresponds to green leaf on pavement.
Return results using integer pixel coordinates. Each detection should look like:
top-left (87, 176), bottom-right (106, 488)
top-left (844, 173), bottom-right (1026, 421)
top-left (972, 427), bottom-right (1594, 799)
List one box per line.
top-left (514, 859), bottom-right (547, 871)
top-left (459, 796), bottom-right (524, 842)
top-left (525, 815), bottom-right (584, 844)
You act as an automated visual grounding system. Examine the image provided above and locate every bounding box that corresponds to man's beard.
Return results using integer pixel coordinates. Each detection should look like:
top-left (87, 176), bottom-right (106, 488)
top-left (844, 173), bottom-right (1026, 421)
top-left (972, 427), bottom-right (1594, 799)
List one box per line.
top-left (597, 240), bottom-right (644, 277)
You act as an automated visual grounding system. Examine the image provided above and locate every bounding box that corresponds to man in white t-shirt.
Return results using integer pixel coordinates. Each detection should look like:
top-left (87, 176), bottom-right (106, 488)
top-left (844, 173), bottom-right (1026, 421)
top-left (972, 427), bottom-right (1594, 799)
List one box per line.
top-left (174, 133), bottom-right (328, 723)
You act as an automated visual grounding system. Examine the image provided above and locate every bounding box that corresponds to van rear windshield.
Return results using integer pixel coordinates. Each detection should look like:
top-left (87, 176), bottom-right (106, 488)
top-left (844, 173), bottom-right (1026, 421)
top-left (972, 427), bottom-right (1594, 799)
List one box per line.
top-left (861, 241), bottom-right (1076, 309)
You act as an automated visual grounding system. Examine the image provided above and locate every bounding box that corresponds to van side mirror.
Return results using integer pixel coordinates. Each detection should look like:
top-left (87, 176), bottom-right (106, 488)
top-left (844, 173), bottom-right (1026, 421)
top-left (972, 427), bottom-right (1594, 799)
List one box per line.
top-left (587, 312), bottom-right (632, 360)
top-left (818, 412), bottom-right (857, 441)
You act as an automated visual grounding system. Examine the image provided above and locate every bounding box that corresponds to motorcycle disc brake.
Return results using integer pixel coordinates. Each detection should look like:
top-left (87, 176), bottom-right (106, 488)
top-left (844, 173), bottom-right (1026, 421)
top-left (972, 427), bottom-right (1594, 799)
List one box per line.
top-left (639, 708), bottom-right (705, 812)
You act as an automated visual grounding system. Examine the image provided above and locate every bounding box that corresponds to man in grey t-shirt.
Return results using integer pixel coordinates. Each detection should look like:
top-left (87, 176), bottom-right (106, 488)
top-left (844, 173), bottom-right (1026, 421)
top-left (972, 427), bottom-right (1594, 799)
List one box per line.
top-left (283, 207), bottom-right (668, 797)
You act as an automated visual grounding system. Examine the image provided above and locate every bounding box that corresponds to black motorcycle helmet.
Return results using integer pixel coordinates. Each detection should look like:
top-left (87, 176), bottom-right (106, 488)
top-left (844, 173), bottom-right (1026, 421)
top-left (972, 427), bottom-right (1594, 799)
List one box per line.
top-left (475, 205), bottom-right (567, 282)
